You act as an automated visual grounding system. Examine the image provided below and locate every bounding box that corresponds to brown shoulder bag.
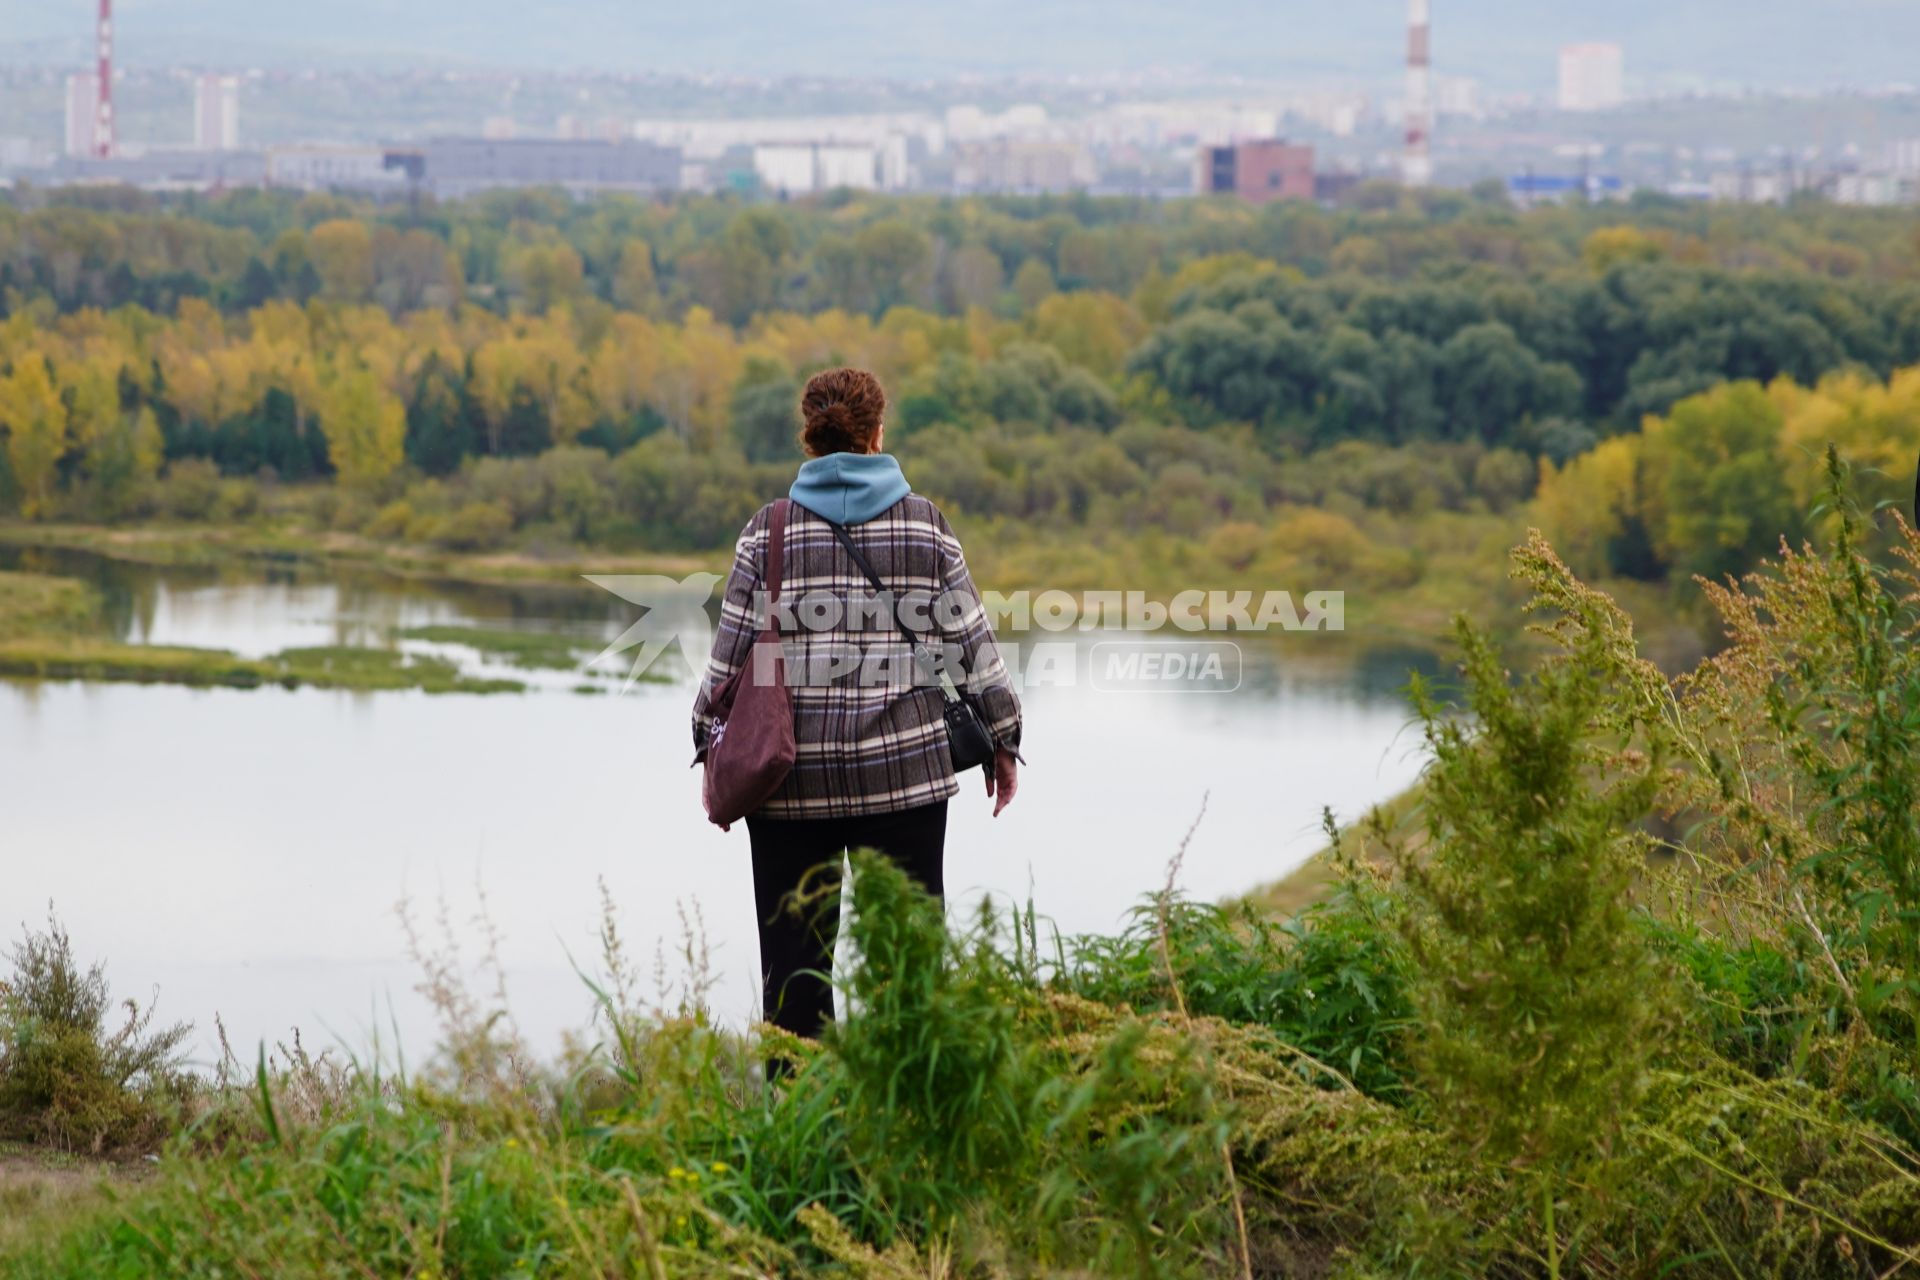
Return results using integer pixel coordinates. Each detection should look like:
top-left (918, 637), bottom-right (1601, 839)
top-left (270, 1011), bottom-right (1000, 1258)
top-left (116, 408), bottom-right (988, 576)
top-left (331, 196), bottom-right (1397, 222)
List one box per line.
top-left (701, 499), bottom-right (796, 827)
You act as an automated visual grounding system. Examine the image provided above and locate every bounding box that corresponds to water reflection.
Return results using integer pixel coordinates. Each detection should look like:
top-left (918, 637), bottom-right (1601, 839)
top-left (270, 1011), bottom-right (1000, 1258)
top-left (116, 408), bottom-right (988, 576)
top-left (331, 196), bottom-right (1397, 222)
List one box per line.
top-left (2, 548), bottom-right (1431, 1066)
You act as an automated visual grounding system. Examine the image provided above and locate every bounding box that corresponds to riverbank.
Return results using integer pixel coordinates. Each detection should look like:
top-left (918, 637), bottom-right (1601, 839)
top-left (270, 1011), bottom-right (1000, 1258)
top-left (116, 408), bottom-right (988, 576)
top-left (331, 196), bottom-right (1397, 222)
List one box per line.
top-left (0, 520), bottom-right (717, 589)
top-left (0, 515), bottom-right (1711, 697)
top-left (0, 569), bottom-right (528, 693)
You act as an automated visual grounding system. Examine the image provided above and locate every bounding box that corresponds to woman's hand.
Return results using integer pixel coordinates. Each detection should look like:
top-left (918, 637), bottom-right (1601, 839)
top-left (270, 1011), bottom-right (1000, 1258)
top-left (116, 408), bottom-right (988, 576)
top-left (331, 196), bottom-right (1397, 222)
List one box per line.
top-left (983, 747), bottom-right (1018, 817)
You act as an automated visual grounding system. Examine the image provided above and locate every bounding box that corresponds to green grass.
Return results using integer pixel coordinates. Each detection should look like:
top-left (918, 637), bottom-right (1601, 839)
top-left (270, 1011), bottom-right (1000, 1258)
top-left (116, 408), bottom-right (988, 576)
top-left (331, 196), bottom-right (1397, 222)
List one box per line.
top-left (0, 638), bottom-right (525, 694)
top-left (0, 1146), bottom-right (119, 1259)
top-left (395, 624), bottom-right (597, 672)
top-left (0, 565), bottom-right (527, 694)
top-left (4, 853), bottom-right (1917, 1279)
top-left (275, 646), bottom-right (525, 694)
top-left (0, 519), bottom-right (725, 590)
top-left (9, 500), bottom-right (1920, 1274)
top-left (0, 572), bottom-right (101, 638)
top-left (0, 638), bottom-right (284, 688)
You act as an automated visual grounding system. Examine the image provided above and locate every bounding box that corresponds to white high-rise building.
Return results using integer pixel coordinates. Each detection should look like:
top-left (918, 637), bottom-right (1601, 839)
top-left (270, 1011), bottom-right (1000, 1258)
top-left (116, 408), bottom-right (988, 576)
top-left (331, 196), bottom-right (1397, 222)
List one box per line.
top-left (752, 141), bottom-right (883, 195)
top-left (64, 72), bottom-right (101, 156)
top-left (192, 74), bottom-right (240, 150)
top-left (1558, 43), bottom-right (1625, 112)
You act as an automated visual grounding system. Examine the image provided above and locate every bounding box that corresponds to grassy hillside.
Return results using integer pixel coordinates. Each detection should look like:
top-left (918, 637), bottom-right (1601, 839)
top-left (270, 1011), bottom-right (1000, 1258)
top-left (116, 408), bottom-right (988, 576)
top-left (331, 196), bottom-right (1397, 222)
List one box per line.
top-left (7, 493), bottom-right (1920, 1275)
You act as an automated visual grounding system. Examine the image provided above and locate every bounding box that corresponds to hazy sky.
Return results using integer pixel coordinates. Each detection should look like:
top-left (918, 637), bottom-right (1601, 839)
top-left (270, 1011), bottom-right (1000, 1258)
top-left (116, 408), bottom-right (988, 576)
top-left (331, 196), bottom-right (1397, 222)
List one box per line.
top-left (3, 0), bottom-right (1916, 92)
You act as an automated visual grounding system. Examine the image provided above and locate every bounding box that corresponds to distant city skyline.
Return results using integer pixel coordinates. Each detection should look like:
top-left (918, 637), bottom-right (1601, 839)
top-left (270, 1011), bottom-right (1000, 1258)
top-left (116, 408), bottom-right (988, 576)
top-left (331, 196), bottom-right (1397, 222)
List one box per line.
top-left (4, 0), bottom-right (1918, 210)
top-left (1, 0), bottom-right (1916, 95)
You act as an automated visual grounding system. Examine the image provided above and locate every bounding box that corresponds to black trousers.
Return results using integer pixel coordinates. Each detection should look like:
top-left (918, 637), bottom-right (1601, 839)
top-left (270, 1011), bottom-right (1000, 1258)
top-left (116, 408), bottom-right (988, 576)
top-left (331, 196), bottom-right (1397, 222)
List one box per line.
top-left (745, 800), bottom-right (947, 1040)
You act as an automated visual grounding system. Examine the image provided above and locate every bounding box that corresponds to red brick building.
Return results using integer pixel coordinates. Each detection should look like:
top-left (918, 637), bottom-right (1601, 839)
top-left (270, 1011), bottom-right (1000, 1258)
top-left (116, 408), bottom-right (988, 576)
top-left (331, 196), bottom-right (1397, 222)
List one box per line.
top-left (1198, 139), bottom-right (1316, 204)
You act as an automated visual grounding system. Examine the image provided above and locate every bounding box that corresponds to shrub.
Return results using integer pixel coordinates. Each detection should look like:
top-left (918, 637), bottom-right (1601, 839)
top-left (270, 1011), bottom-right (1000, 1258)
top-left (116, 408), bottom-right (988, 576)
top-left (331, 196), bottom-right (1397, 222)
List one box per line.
top-left (1065, 890), bottom-right (1413, 1100)
top-left (0, 911), bottom-right (192, 1153)
top-left (364, 498), bottom-right (415, 540)
top-left (1374, 611), bottom-right (1675, 1274)
top-left (153, 459), bottom-right (223, 521)
top-left (425, 500), bottom-right (514, 551)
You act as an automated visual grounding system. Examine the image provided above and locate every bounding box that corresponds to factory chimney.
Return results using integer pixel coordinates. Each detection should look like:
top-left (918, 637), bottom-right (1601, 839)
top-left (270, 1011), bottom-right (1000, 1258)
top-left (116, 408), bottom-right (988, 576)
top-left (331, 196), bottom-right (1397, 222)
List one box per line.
top-left (94, 0), bottom-right (114, 158)
top-left (1403, 0), bottom-right (1432, 187)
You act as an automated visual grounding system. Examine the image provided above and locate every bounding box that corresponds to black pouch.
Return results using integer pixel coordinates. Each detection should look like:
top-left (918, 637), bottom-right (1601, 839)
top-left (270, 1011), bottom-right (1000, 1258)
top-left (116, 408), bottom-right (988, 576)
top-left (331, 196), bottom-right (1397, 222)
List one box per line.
top-left (826, 518), bottom-right (1004, 774)
top-left (943, 690), bottom-right (998, 774)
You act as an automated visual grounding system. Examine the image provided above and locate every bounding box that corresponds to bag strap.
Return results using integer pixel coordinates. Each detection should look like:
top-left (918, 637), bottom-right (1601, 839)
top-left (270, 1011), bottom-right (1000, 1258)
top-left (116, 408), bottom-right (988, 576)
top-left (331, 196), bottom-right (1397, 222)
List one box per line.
top-left (825, 515), bottom-right (1019, 762)
top-left (823, 518), bottom-right (971, 707)
top-left (823, 519), bottom-right (910, 641)
top-left (762, 498), bottom-right (788, 614)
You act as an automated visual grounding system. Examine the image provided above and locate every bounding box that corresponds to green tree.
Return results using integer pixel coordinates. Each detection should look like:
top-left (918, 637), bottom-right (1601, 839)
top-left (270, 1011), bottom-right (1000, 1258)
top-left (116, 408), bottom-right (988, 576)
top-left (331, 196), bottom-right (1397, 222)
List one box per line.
top-left (1434, 321), bottom-right (1582, 445)
top-left (684, 209), bottom-right (796, 324)
top-left (1011, 259), bottom-right (1056, 312)
top-left (508, 242), bottom-right (585, 314)
top-left (307, 219), bottom-right (375, 304)
top-left (853, 220), bottom-right (934, 316)
top-left (1645, 380), bottom-right (1798, 581)
top-left (729, 360), bottom-right (801, 462)
top-left (611, 240), bottom-right (658, 313)
top-left (941, 244), bottom-right (1004, 312)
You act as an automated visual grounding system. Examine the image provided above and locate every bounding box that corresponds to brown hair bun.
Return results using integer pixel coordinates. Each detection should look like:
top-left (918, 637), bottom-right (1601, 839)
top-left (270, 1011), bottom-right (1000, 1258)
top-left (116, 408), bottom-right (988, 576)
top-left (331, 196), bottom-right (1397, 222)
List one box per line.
top-left (799, 367), bottom-right (886, 456)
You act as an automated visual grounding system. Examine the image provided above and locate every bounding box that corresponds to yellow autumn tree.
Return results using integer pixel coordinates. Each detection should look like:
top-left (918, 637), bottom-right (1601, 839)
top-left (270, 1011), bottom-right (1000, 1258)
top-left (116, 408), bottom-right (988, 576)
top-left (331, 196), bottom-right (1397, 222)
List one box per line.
top-left (51, 348), bottom-right (158, 515)
top-left (0, 353), bottom-right (70, 517)
top-left (672, 307), bottom-right (744, 450)
top-left (751, 308), bottom-right (868, 375)
top-left (471, 320), bottom-right (594, 453)
top-left (1531, 434), bottom-right (1650, 579)
top-left (1773, 366), bottom-right (1920, 512)
top-left (58, 352), bottom-right (121, 448)
top-left (469, 334), bottom-right (528, 454)
top-left (1582, 225), bottom-right (1667, 273)
top-left (316, 363), bottom-right (405, 489)
top-left (588, 313), bottom-right (666, 426)
top-left (1027, 291), bottom-right (1148, 378)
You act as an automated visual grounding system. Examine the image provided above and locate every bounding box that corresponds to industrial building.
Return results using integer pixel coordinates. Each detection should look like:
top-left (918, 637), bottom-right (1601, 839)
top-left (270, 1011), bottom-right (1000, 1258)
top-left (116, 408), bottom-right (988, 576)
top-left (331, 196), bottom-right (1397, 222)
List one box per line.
top-left (752, 139), bottom-right (909, 195)
top-left (46, 149), bottom-right (268, 191)
top-left (1507, 172), bottom-right (1625, 206)
top-left (266, 146), bottom-right (404, 191)
top-left (399, 137), bottom-right (682, 197)
top-left (1198, 139), bottom-right (1316, 204)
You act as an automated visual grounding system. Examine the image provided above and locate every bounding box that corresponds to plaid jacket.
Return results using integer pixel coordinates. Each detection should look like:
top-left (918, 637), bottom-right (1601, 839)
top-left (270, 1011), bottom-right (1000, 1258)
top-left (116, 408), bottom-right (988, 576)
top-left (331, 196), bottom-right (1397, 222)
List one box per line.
top-left (692, 494), bottom-right (1023, 819)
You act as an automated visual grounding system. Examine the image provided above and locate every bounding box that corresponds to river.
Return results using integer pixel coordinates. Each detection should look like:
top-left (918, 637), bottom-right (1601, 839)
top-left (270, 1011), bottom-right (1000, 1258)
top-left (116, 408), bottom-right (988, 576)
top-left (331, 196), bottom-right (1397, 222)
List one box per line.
top-left (0, 547), bottom-right (1432, 1068)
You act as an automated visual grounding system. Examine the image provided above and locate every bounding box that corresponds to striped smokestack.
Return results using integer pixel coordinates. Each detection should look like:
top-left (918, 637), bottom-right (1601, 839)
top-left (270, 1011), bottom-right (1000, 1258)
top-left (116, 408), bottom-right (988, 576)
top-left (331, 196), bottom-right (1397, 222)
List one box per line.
top-left (94, 0), bottom-right (114, 159)
top-left (1403, 0), bottom-right (1432, 187)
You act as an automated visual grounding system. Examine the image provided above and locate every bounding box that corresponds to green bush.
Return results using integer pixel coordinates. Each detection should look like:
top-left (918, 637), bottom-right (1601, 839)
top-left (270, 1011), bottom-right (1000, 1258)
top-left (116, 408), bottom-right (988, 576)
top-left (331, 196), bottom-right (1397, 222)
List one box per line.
top-left (153, 459), bottom-right (224, 521)
top-left (423, 500), bottom-right (514, 551)
top-left (1065, 889), bottom-right (1413, 1099)
top-left (0, 911), bottom-right (192, 1154)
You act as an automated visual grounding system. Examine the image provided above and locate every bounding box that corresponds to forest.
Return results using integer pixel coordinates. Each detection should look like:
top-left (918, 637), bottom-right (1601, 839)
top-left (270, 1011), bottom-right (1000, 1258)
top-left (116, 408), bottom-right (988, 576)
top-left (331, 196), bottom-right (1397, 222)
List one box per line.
top-left (1, 186), bottom-right (1918, 625)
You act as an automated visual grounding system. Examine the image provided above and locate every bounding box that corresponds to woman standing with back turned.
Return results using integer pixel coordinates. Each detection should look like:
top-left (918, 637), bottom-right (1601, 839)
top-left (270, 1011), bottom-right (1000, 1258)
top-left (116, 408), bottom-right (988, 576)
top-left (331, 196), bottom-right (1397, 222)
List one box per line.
top-left (692, 367), bottom-right (1024, 1041)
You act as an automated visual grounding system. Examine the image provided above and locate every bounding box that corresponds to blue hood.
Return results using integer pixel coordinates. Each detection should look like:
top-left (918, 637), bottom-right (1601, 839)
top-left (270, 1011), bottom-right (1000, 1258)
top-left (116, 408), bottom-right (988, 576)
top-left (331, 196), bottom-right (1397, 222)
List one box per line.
top-left (788, 453), bottom-right (912, 525)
